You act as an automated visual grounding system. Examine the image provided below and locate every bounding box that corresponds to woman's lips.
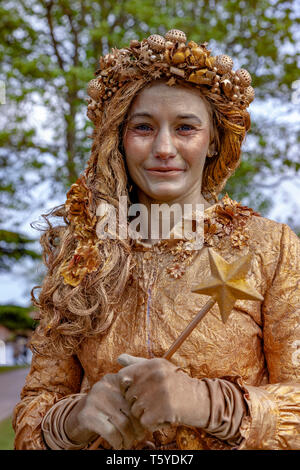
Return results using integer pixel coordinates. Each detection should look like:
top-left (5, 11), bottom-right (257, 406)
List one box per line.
top-left (146, 167), bottom-right (185, 176)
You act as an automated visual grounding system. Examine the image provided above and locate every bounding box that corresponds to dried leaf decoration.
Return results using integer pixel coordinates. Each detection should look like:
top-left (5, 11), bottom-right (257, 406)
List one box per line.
top-left (65, 175), bottom-right (97, 238)
top-left (204, 194), bottom-right (260, 250)
top-left (59, 239), bottom-right (102, 287)
top-left (164, 195), bottom-right (260, 280)
top-left (59, 175), bottom-right (102, 287)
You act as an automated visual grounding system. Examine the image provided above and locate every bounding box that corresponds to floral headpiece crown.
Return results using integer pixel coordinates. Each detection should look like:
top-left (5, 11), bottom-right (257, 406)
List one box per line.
top-left (86, 29), bottom-right (254, 123)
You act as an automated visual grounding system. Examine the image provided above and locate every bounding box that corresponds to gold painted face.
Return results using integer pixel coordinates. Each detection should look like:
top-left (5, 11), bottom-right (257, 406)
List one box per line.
top-left (123, 82), bottom-right (213, 205)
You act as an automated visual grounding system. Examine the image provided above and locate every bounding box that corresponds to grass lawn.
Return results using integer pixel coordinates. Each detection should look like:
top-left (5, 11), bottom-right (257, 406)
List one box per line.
top-left (0, 416), bottom-right (14, 450)
top-left (0, 365), bottom-right (29, 374)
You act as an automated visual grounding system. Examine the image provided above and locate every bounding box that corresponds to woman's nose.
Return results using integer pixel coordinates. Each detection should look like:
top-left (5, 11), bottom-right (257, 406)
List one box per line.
top-left (153, 128), bottom-right (177, 159)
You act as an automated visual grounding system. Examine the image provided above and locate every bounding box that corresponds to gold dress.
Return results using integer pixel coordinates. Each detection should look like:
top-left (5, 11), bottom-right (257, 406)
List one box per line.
top-left (13, 195), bottom-right (300, 450)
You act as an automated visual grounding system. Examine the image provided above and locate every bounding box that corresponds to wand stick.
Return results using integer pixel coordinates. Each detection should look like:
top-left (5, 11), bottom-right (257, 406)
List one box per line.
top-left (163, 297), bottom-right (216, 360)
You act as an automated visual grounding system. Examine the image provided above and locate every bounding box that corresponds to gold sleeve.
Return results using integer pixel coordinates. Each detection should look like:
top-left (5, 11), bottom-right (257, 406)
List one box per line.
top-left (12, 327), bottom-right (83, 450)
top-left (238, 223), bottom-right (300, 450)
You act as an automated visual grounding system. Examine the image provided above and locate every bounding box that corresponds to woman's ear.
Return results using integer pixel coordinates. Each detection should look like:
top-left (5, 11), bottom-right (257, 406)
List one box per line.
top-left (207, 142), bottom-right (217, 158)
top-left (206, 113), bottom-right (219, 158)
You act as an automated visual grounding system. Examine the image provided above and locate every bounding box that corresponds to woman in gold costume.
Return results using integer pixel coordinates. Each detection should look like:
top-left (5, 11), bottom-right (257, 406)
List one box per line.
top-left (13, 30), bottom-right (300, 450)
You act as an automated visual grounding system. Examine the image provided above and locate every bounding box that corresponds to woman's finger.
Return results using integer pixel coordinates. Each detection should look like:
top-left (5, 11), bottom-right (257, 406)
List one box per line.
top-left (131, 398), bottom-right (147, 420)
top-left (107, 407), bottom-right (138, 449)
top-left (119, 376), bottom-right (133, 395)
top-left (89, 410), bottom-right (123, 449)
top-left (117, 353), bottom-right (148, 367)
top-left (118, 406), bottom-right (147, 444)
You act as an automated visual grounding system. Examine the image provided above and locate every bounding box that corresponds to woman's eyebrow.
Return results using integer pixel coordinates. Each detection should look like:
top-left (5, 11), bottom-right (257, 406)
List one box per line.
top-left (129, 112), bottom-right (202, 122)
top-left (177, 114), bottom-right (202, 122)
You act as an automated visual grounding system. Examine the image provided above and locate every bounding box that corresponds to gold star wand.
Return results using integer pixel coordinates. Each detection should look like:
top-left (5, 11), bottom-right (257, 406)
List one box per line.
top-left (163, 248), bottom-right (263, 360)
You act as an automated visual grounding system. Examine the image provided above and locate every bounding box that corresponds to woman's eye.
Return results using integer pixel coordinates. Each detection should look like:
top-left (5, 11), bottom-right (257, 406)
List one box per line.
top-left (178, 125), bottom-right (194, 131)
top-left (135, 124), bottom-right (152, 131)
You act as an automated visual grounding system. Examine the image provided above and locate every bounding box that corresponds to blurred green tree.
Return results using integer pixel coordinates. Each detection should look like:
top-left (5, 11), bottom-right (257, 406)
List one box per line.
top-left (0, 304), bottom-right (36, 331)
top-left (0, 0), bottom-right (299, 315)
top-left (0, 229), bottom-right (41, 271)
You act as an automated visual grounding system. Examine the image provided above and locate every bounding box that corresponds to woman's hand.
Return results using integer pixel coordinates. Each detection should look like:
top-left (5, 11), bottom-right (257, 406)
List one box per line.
top-left (64, 373), bottom-right (145, 449)
top-left (117, 354), bottom-right (211, 432)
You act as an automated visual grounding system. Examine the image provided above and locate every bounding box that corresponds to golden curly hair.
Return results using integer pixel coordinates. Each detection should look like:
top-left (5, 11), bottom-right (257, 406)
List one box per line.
top-left (31, 77), bottom-right (250, 356)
